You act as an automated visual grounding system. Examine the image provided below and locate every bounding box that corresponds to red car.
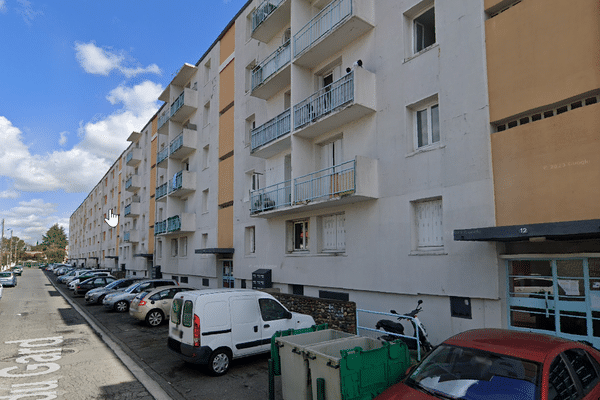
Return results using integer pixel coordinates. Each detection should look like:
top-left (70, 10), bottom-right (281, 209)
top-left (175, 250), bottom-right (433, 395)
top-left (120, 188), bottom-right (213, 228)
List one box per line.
top-left (376, 329), bottom-right (600, 400)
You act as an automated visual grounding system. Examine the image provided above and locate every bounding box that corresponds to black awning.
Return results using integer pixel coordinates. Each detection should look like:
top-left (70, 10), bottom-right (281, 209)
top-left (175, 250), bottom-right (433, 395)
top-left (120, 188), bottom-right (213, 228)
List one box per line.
top-left (134, 253), bottom-right (154, 258)
top-left (105, 256), bottom-right (119, 259)
top-left (195, 248), bottom-right (235, 255)
top-left (454, 219), bottom-right (600, 242)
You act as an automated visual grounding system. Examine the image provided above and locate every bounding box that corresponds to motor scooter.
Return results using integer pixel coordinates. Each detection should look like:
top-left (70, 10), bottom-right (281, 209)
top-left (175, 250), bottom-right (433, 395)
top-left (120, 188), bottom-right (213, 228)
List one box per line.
top-left (376, 299), bottom-right (433, 353)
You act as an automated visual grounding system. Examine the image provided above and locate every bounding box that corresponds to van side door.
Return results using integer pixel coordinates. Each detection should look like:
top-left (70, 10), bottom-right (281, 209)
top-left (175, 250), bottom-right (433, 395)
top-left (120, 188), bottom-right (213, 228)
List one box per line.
top-left (230, 296), bottom-right (263, 357)
top-left (258, 298), bottom-right (296, 351)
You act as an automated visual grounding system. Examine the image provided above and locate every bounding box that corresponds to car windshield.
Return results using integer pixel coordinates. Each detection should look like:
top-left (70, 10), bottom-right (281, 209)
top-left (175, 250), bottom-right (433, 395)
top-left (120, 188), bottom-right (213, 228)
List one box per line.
top-left (0, 272), bottom-right (11, 277)
top-left (105, 280), bottom-right (125, 289)
top-left (406, 345), bottom-right (540, 400)
top-left (124, 283), bottom-right (141, 293)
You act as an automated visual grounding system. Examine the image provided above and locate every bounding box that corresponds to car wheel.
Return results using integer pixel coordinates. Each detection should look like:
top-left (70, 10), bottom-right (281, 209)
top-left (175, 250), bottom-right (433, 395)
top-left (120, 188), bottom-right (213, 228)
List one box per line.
top-left (207, 348), bottom-right (231, 376)
top-left (146, 310), bottom-right (164, 327)
top-left (115, 300), bottom-right (129, 313)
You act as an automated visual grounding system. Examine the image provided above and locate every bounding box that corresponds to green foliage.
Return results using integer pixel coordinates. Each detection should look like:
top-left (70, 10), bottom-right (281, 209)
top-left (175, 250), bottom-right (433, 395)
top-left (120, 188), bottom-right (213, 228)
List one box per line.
top-left (41, 224), bottom-right (68, 263)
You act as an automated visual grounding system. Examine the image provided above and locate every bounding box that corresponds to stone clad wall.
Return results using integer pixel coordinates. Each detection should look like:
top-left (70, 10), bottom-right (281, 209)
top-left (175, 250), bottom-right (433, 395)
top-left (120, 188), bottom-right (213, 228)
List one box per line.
top-left (272, 293), bottom-right (357, 334)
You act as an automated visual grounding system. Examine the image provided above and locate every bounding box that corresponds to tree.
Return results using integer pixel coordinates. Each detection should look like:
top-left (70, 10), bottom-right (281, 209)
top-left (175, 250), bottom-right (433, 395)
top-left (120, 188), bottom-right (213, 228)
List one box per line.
top-left (41, 224), bottom-right (68, 263)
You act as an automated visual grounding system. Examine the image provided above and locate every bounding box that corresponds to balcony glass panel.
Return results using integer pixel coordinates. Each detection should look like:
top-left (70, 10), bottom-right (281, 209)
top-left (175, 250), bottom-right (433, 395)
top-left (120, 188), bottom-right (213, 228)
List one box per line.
top-left (170, 92), bottom-right (185, 117)
top-left (252, 0), bottom-right (286, 32)
top-left (124, 204), bottom-right (131, 216)
top-left (169, 171), bottom-right (183, 193)
top-left (170, 132), bottom-right (184, 154)
top-left (250, 180), bottom-right (291, 214)
top-left (154, 220), bottom-right (166, 235)
top-left (167, 215), bottom-right (181, 232)
top-left (157, 147), bottom-right (169, 165)
top-left (294, 71), bottom-right (354, 130)
top-left (156, 183), bottom-right (168, 199)
top-left (125, 178), bottom-right (132, 190)
top-left (124, 231), bottom-right (130, 241)
top-left (251, 108), bottom-right (291, 151)
top-left (294, 160), bottom-right (355, 203)
top-left (158, 112), bottom-right (169, 130)
top-left (294, 0), bottom-right (352, 58)
top-left (126, 152), bottom-right (133, 164)
top-left (251, 41), bottom-right (291, 92)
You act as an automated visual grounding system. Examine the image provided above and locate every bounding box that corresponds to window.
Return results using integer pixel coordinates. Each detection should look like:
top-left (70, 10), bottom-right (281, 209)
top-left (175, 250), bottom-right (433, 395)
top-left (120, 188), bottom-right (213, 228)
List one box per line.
top-left (203, 101), bottom-right (210, 127)
top-left (180, 236), bottom-right (187, 257)
top-left (203, 59), bottom-right (211, 85)
top-left (245, 226), bottom-right (256, 255)
top-left (245, 115), bottom-right (255, 148)
top-left (202, 233), bottom-right (208, 249)
top-left (415, 102), bottom-right (439, 148)
top-left (563, 349), bottom-right (600, 394)
top-left (203, 145), bottom-right (210, 169)
top-left (414, 6), bottom-right (435, 53)
top-left (202, 189), bottom-right (209, 213)
top-left (549, 355), bottom-right (578, 400)
top-left (171, 238), bottom-right (178, 257)
top-left (259, 298), bottom-right (289, 321)
top-left (321, 214), bottom-right (345, 252)
top-left (288, 219), bottom-right (309, 252)
top-left (414, 198), bottom-right (443, 251)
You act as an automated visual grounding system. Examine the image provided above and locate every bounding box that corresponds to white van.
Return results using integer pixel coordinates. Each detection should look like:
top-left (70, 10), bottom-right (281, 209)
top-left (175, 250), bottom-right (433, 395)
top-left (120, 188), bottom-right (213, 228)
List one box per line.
top-left (167, 289), bottom-right (315, 375)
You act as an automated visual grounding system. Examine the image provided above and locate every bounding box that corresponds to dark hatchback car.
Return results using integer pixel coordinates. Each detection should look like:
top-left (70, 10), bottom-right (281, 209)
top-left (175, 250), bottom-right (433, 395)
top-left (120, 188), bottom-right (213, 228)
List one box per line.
top-left (73, 276), bottom-right (117, 296)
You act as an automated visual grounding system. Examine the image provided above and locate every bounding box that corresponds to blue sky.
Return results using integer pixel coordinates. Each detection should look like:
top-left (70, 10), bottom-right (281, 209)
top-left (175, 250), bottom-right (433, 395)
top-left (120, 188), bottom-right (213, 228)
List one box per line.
top-left (0, 0), bottom-right (248, 244)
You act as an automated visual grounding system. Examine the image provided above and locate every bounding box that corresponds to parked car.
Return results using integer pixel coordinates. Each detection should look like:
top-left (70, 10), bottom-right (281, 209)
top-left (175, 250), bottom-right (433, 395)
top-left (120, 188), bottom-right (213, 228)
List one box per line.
top-left (103, 279), bottom-right (178, 313)
top-left (375, 328), bottom-right (600, 400)
top-left (0, 271), bottom-right (17, 287)
top-left (11, 266), bottom-right (23, 276)
top-left (67, 272), bottom-right (111, 290)
top-left (167, 289), bottom-right (316, 375)
top-left (129, 285), bottom-right (197, 327)
top-left (73, 276), bottom-right (118, 296)
top-left (85, 277), bottom-right (144, 304)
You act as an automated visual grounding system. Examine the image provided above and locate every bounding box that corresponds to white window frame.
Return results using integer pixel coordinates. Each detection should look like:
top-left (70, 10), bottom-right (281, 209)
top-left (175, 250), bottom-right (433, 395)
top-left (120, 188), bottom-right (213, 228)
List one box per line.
top-left (413, 198), bottom-right (443, 252)
top-left (245, 226), bottom-right (256, 255)
top-left (180, 236), bottom-right (187, 257)
top-left (413, 100), bottom-right (440, 149)
top-left (287, 219), bottom-right (309, 252)
top-left (171, 238), bottom-right (178, 257)
top-left (413, 6), bottom-right (436, 54)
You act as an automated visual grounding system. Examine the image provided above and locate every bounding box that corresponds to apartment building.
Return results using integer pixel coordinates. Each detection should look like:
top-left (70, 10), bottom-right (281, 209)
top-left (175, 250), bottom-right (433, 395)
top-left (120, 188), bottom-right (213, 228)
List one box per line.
top-left (70, 0), bottom-right (599, 345)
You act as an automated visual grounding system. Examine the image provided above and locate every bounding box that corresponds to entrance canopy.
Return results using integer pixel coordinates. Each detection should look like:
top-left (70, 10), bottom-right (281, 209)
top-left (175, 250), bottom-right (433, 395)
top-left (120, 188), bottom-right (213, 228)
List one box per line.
top-left (195, 248), bottom-right (234, 255)
top-left (454, 219), bottom-right (600, 242)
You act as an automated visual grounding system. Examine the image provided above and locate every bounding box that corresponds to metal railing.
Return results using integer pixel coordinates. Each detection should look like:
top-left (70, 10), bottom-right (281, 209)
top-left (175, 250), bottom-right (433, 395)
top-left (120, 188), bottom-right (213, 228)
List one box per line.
top-left (157, 112), bottom-right (169, 130)
top-left (157, 147), bottom-right (169, 165)
top-left (356, 309), bottom-right (424, 361)
top-left (124, 204), bottom-right (132, 216)
top-left (169, 170), bottom-right (183, 193)
top-left (251, 108), bottom-right (291, 151)
top-left (156, 183), bottom-right (168, 199)
top-left (293, 71), bottom-right (354, 129)
top-left (251, 40), bottom-right (291, 92)
top-left (167, 216), bottom-right (181, 232)
top-left (294, 160), bottom-right (355, 203)
top-left (294, 0), bottom-right (352, 58)
top-left (170, 91), bottom-right (185, 117)
top-left (251, 0), bottom-right (286, 32)
top-left (154, 220), bottom-right (166, 235)
top-left (250, 180), bottom-right (292, 214)
top-left (124, 231), bottom-right (130, 242)
top-left (125, 177), bottom-right (133, 190)
top-left (170, 132), bottom-right (184, 154)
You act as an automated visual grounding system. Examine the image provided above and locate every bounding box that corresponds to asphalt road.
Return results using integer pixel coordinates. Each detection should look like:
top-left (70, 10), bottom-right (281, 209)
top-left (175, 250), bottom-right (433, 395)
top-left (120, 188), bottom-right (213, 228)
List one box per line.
top-left (43, 268), bottom-right (283, 400)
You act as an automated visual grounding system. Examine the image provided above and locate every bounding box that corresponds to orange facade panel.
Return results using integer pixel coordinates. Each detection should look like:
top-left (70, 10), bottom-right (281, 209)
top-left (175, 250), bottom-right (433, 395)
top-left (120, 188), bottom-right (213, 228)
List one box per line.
top-left (486, 0), bottom-right (600, 122)
top-left (218, 156), bottom-right (234, 206)
top-left (219, 60), bottom-right (235, 112)
top-left (218, 206), bottom-right (234, 248)
top-left (492, 103), bottom-right (600, 226)
top-left (151, 136), bottom-right (157, 167)
top-left (219, 23), bottom-right (235, 65)
top-left (219, 106), bottom-right (235, 158)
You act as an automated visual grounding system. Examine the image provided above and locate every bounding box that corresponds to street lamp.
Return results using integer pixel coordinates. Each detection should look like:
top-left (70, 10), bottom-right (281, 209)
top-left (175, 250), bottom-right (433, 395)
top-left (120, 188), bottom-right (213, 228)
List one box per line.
top-left (6, 229), bottom-right (12, 267)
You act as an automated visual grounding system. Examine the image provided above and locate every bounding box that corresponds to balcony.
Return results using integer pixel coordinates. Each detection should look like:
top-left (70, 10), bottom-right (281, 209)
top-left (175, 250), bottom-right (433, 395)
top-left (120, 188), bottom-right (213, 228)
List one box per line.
top-left (251, 0), bottom-right (291, 43)
top-left (125, 148), bottom-right (142, 166)
top-left (169, 129), bottom-right (196, 160)
top-left (157, 147), bottom-right (169, 168)
top-left (165, 213), bottom-right (196, 234)
top-left (251, 156), bottom-right (378, 218)
top-left (293, 0), bottom-right (374, 68)
top-left (251, 40), bottom-right (291, 100)
top-left (125, 175), bottom-right (141, 192)
top-left (123, 201), bottom-right (140, 218)
top-left (157, 111), bottom-right (170, 135)
top-left (127, 131), bottom-right (141, 142)
top-left (251, 108), bottom-right (291, 158)
top-left (155, 182), bottom-right (168, 201)
top-left (154, 220), bottom-right (167, 236)
top-left (168, 170), bottom-right (196, 198)
top-left (170, 88), bottom-right (198, 123)
top-left (124, 230), bottom-right (139, 243)
top-left (293, 68), bottom-right (376, 139)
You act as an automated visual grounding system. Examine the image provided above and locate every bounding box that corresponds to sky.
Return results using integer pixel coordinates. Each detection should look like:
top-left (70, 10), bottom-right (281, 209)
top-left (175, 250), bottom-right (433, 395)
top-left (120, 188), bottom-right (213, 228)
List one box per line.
top-left (0, 0), bottom-right (249, 244)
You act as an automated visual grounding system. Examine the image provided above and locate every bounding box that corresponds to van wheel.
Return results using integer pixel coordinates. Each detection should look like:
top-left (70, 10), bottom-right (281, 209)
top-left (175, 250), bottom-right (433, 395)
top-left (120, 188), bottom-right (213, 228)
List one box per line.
top-left (207, 349), bottom-right (231, 376)
top-left (115, 300), bottom-right (129, 313)
top-left (146, 310), bottom-right (164, 327)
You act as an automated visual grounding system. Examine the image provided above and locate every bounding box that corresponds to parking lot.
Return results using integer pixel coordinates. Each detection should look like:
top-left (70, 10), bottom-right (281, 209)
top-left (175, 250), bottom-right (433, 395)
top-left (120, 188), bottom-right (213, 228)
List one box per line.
top-left (45, 270), bottom-right (282, 400)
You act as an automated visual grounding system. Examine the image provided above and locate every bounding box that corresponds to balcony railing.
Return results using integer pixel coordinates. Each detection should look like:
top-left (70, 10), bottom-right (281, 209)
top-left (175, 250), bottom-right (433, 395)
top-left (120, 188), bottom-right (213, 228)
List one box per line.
top-left (157, 147), bottom-right (169, 165)
top-left (251, 41), bottom-right (291, 92)
top-left (294, 160), bottom-right (355, 203)
top-left (170, 170), bottom-right (184, 193)
top-left (156, 183), bottom-right (168, 199)
top-left (170, 133), bottom-right (184, 154)
top-left (154, 220), bottom-right (166, 235)
top-left (294, 0), bottom-right (352, 58)
top-left (124, 204), bottom-right (132, 216)
top-left (250, 180), bottom-right (291, 214)
top-left (252, 0), bottom-right (286, 32)
top-left (124, 231), bottom-right (130, 241)
top-left (251, 108), bottom-right (291, 151)
top-left (294, 71), bottom-right (354, 129)
top-left (167, 216), bottom-right (181, 232)
top-left (170, 91), bottom-right (185, 117)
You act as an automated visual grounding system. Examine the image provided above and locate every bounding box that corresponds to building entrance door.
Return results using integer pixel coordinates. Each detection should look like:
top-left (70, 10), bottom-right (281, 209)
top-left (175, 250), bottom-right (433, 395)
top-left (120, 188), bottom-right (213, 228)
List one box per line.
top-left (508, 257), bottom-right (600, 347)
top-left (221, 259), bottom-right (234, 288)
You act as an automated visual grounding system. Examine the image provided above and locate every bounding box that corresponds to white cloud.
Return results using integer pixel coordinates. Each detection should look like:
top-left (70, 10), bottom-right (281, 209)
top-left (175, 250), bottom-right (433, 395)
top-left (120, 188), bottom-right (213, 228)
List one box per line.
top-left (17, 0), bottom-right (43, 25)
top-left (2, 199), bottom-right (67, 243)
top-left (0, 189), bottom-right (19, 199)
top-left (59, 131), bottom-right (68, 146)
top-left (75, 41), bottom-right (161, 78)
top-left (0, 1), bottom-right (7, 13)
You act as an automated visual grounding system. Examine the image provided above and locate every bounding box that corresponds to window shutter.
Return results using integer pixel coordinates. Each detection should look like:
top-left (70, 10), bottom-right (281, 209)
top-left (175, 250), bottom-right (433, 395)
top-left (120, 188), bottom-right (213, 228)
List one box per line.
top-left (336, 214), bottom-right (346, 250)
top-left (323, 216), bottom-right (336, 250)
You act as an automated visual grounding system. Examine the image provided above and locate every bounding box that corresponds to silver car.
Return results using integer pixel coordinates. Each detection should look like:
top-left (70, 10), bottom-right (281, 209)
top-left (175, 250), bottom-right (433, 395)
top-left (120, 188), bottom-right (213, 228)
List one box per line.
top-left (0, 271), bottom-right (17, 287)
top-left (103, 279), bottom-right (177, 312)
top-left (85, 277), bottom-right (144, 304)
top-left (129, 285), bottom-right (197, 326)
